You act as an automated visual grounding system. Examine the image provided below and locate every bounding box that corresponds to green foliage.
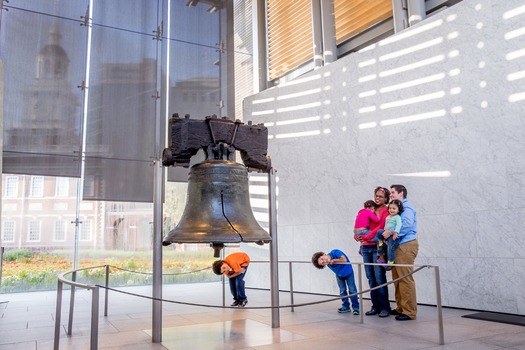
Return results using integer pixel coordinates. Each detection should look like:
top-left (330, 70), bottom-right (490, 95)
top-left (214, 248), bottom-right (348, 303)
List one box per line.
top-left (3, 249), bottom-right (34, 261)
top-left (0, 249), bottom-right (219, 293)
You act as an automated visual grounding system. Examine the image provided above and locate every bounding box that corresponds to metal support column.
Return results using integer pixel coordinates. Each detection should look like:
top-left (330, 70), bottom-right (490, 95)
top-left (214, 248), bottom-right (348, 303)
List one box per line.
top-left (358, 264), bottom-right (363, 324)
top-left (255, 0), bottom-right (268, 92)
top-left (435, 266), bottom-right (445, 345)
top-left (152, 160), bottom-right (163, 343)
top-left (90, 287), bottom-right (100, 350)
top-left (0, 246), bottom-right (4, 287)
top-left (408, 0), bottom-right (426, 26)
top-left (392, 0), bottom-right (409, 33)
top-left (311, 0), bottom-right (324, 68)
top-left (268, 168), bottom-right (280, 328)
top-left (67, 271), bottom-right (76, 335)
top-left (320, 0), bottom-right (336, 64)
top-left (53, 281), bottom-right (63, 350)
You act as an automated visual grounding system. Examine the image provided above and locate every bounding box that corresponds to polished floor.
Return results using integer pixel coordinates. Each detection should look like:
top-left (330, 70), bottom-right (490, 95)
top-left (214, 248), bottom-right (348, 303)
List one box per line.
top-left (1, 282), bottom-right (524, 350)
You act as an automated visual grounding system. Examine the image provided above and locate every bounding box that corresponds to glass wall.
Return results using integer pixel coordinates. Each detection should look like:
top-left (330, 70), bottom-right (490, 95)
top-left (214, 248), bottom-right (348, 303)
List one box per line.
top-left (0, 0), bottom-right (229, 293)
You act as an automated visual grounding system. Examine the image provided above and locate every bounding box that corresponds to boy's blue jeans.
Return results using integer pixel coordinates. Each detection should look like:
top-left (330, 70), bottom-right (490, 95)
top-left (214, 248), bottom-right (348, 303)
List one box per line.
top-left (229, 266), bottom-right (248, 302)
top-left (335, 273), bottom-right (360, 310)
top-left (375, 229), bottom-right (400, 262)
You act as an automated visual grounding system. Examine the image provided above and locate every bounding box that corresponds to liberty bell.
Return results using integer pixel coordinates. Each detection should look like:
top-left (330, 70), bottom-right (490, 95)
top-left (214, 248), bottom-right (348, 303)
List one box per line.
top-left (162, 114), bottom-right (272, 256)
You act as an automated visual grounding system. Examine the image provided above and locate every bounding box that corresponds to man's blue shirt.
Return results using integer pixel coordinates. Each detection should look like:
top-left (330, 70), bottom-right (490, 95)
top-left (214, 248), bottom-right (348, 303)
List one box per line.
top-left (398, 198), bottom-right (417, 244)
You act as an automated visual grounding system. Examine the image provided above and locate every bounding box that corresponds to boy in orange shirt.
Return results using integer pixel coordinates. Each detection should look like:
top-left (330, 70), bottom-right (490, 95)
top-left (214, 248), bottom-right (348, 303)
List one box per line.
top-left (212, 252), bottom-right (250, 307)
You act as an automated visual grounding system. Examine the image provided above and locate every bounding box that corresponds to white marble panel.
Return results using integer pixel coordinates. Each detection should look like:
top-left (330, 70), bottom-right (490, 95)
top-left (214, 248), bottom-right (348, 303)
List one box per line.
top-left (275, 225), bottom-right (294, 260)
top-left (441, 164), bottom-right (508, 213)
top-left (418, 213), bottom-right (478, 258)
top-left (507, 170), bottom-right (525, 209)
top-left (291, 224), bottom-right (331, 259)
top-left (441, 257), bottom-right (518, 313)
top-left (476, 209), bottom-right (525, 258)
top-left (516, 257), bottom-right (525, 315)
top-left (328, 222), bottom-right (358, 258)
top-left (243, 0), bottom-right (525, 313)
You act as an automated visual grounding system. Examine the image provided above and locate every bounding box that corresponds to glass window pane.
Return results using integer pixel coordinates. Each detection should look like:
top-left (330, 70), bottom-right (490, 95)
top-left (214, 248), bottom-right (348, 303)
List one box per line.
top-left (84, 0), bottom-right (159, 202)
top-left (28, 221), bottom-right (41, 241)
top-left (30, 176), bottom-right (44, 197)
top-left (54, 220), bottom-right (67, 241)
top-left (165, 2), bottom-right (220, 118)
top-left (2, 220), bottom-right (16, 243)
top-left (1, 0), bottom-right (87, 177)
top-left (55, 177), bottom-right (70, 197)
top-left (5, 175), bottom-right (19, 197)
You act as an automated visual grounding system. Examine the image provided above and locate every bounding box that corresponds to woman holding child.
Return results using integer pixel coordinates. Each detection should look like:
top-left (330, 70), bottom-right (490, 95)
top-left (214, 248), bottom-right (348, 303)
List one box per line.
top-left (354, 186), bottom-right (391, 317)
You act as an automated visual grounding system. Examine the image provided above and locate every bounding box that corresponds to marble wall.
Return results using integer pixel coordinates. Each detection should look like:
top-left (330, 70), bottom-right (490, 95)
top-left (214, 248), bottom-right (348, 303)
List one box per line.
top-left (242, 0), bottom-right (525, 314)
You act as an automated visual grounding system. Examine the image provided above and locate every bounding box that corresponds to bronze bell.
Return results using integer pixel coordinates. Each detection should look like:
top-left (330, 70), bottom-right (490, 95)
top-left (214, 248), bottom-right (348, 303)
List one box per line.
top-left (163, 159), bottom-right (271, 254)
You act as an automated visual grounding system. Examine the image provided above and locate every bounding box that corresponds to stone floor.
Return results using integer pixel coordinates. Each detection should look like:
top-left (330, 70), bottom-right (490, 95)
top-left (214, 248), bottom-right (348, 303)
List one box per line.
top-left (1, 283), bottom-right (524, 350)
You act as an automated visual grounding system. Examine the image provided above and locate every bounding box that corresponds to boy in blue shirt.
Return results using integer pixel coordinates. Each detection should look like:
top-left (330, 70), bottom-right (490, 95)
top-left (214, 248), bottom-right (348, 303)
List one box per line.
top-left (312, 249), bottom-right (360, 314)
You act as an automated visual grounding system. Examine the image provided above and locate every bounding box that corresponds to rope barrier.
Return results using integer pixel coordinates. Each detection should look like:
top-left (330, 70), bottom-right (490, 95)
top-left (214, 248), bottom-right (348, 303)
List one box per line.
top-left (91, 265), bottom-right (431, 310)
top-left (108, 265), bottom-right (212, 276)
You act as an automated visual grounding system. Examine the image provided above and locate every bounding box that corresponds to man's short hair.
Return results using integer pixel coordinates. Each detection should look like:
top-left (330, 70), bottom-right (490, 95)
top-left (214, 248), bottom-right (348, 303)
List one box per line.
top-left (311, 252), bottom-right (325, 269)
top-left (390, 184), bottom-right (407, 198)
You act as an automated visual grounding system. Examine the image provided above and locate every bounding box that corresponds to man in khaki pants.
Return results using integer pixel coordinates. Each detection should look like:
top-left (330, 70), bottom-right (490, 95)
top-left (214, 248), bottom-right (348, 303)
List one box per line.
top-left (382, 184), bottom-right (418, 320)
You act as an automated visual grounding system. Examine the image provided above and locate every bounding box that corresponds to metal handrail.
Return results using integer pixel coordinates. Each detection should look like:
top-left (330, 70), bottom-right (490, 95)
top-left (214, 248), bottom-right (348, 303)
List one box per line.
top-left (247, 260), bottom-right (444, 345)
top-left (54, 265), bottom-right (110, 350)
top-left (53, 260), bottom-right (444, 349)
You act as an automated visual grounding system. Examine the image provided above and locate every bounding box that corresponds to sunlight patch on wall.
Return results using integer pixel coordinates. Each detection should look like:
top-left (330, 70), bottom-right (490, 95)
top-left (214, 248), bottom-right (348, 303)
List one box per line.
top-left (358, 74), bottom-right (377, 83)
top-left (379, 73), bottom-right (445, 93)
top-left (252, 97), bottom-right (275, 104)
top-left (506, 48), bottom-right (525, 61)
top-left (276, 116), bottom-right (320, 125)
top-left (252, 109), bottom-right (274, 116)
top-left (359, 106), bottom-right (376, 113)
top-left (450, 106), bottom-right (463, 114)
top-left (275, 130), bottom-right (321, 138)
top-left (249, 184), bottom-right (271, 195)
top-left (379, 109), bottom-right (446, 126)
top-left (278, 74), bottom-right (321, 87)
top-left (502, 4), bottom-right (525, 20)
top-left (389, 171), bottom-right (451, 177)
top-left (448, 68), bottom-right (461, 76)
top-left (508, 91), bottom-right (525, 103)
top-left (504, 26), bottom-right (525, 40)
top-left (379, 19), bottom-right (443, 47)
top-left (277, 88), bottom-right (321, 100)
top-left (276, 102), bottom-right (321, 113)
top-left (358, 58), bottom-right (376, 68)
top-left (358, 122), bottom-right (377, 129)
top-left (358, 90), bottom-right (377, 98)
top-left (379, 91), bottom-right (445, 110)
top-left (379, 55), bottom-right (445, 78)
top-left (379, 37), bottom-right (443, 62)
top-left (507, 70), bottom-right (525, 81)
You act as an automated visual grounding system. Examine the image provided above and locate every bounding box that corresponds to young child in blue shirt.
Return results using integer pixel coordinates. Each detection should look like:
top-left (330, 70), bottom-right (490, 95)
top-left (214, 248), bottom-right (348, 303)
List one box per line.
top-left (312, 249), bottom-right (360, 314)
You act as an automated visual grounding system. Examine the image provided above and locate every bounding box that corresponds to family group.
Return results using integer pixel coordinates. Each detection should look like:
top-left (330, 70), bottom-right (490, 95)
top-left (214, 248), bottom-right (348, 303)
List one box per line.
top-left (211, 184), bottom-right (418, 323)
top-left (312, 184), bottom-right (418, 321)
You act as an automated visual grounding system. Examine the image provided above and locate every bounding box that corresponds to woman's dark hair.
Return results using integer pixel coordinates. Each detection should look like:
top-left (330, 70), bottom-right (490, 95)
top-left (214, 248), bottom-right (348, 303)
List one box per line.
top-left (389, 199), bottom-right (404, 214)
top-left (363, 199), bottom-right (376, 209)
top-left (374, 186), bottom-right (390, 204)
top-left (212, 260), bottom-right (225, 275)
top-left (311, 252), bottom-right (325, 269)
